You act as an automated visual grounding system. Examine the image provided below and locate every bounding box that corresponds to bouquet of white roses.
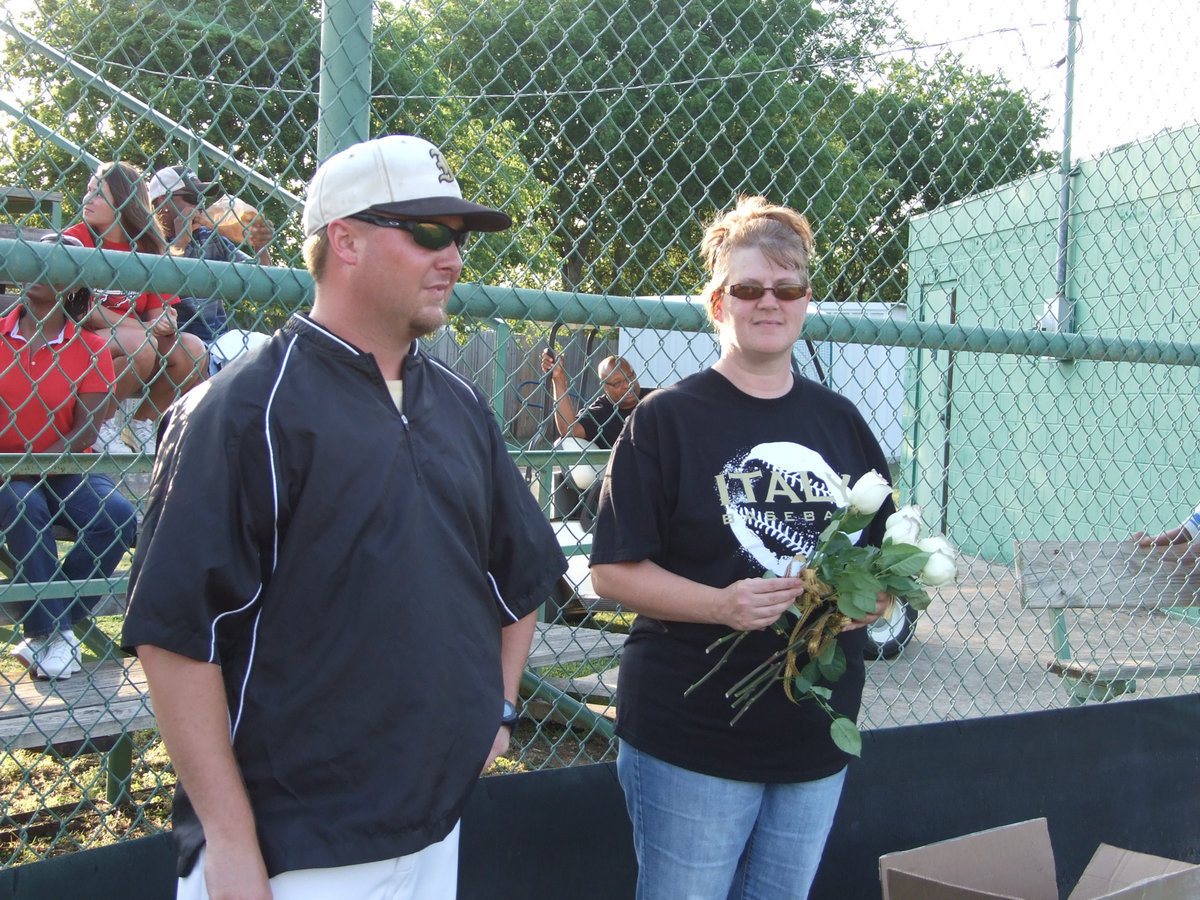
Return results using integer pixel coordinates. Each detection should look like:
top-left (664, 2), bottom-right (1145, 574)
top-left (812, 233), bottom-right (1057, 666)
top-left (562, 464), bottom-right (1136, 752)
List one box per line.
top-left (687, 471), bottom-right (958, 756)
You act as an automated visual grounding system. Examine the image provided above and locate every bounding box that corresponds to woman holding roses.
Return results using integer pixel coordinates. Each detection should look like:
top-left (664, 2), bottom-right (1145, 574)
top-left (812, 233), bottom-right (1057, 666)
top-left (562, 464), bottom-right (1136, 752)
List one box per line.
top-left (590, 196), bottom-right (895, 900)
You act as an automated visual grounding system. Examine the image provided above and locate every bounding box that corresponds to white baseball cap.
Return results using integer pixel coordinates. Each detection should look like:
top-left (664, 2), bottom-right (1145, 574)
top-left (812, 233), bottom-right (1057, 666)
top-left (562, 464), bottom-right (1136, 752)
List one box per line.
top-left (210, 329), bottom-right (272, 373)
top-left (147, 166), bottom-right (223, 203)
top-left (301, 135), bottom-right (512, 237)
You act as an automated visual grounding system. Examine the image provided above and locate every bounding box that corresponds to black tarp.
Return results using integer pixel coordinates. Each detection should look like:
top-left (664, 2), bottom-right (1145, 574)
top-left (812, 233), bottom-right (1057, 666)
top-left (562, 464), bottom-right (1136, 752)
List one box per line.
top-left (4, 693), bottom-right (1198, 899)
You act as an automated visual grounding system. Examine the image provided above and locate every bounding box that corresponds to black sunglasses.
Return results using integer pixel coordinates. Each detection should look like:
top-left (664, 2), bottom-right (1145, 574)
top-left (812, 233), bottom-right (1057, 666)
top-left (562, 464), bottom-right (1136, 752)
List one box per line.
top-left (350, 213), bottom-right (470, 251)
top-left (724, 283), bottom-right (808, 302)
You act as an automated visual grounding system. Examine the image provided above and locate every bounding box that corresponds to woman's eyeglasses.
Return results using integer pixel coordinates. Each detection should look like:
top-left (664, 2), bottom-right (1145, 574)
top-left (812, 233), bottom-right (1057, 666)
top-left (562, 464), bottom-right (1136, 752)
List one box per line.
top-left (350, 213), bottom-right (470, 251)
top-left (724, 283), bottom-right (808, 302)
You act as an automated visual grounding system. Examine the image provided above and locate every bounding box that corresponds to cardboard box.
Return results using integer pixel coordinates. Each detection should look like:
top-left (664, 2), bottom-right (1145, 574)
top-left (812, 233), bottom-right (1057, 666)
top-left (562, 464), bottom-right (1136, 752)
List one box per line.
top-left (879, 818), bottom-right (1200, 900)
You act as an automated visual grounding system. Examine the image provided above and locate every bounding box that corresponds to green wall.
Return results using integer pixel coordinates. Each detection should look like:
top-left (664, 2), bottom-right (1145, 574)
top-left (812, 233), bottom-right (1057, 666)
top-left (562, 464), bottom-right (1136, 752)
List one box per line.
top-left (904, 125), bottom-right (1200, 561)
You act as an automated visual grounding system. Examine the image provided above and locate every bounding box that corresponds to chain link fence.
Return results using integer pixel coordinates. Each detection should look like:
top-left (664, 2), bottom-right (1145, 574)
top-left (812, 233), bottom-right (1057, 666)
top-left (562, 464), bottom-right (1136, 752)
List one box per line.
top-left (1, 0), bottom-right (1199, 865)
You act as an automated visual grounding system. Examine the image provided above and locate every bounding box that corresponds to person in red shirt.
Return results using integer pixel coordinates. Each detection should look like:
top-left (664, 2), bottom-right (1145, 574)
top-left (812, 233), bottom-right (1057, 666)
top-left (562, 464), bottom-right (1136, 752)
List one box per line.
top-left (1, 233), bottom-right (137, 680)
top-left (65, 161), bottom-right (208, 453)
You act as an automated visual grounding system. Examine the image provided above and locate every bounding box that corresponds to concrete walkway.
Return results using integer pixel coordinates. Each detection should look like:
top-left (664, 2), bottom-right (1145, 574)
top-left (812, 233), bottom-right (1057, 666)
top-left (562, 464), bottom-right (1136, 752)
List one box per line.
top-left (862, 553), bottom-right (1200, 730)
top-left (552, 536), bottom-right (1200, 730)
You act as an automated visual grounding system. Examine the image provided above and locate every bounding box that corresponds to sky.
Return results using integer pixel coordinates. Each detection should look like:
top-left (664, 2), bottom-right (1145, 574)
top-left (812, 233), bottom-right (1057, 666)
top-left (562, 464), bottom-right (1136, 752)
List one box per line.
top-left (887, 0), bottom-right (1200, 160)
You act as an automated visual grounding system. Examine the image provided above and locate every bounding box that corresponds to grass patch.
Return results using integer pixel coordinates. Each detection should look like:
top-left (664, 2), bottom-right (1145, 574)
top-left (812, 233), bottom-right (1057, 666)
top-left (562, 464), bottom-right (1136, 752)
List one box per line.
top-left (487, 719), bottom-right (617, 774)
top-left (588, 610), bottom-right (636, 633)
top-left (540, 654), bottom-right (619, 681)
top-left (0, 730), bottom-right (173, 867)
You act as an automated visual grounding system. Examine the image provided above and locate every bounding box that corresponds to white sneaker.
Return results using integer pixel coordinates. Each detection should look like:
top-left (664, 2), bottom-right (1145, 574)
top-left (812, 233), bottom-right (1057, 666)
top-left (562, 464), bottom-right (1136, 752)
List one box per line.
top-left (94, 417), bottom-right (133, 454)
top-left (12, 634), bottom-right (74, 680)
top-left (61, 630), bottom-right (83, 675)
top-left (11, 638), bottom-right (37, 670)
top-left (121, 417), bottom-right (157, 454)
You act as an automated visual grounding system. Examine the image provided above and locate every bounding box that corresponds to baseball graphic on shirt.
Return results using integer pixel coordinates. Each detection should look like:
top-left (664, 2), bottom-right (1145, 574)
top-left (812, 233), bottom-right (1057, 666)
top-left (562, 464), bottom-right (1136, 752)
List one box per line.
top-left (721, 441), bottom-right (853, 575)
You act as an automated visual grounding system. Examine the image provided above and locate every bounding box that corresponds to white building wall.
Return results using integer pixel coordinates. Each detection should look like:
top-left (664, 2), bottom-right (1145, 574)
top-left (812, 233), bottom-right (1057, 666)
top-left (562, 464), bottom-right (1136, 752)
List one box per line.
top-left (619, 300), bottom-right (906, 461)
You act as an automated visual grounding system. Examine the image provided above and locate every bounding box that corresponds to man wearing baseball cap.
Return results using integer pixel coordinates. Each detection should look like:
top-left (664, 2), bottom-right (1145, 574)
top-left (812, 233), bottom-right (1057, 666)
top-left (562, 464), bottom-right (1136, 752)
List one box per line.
top-left (124, 136), bottom-right (567, 898)
top-left (146, 165), bottom-right (274, 355)
top-left (146, 165), bottom-right (225, 207)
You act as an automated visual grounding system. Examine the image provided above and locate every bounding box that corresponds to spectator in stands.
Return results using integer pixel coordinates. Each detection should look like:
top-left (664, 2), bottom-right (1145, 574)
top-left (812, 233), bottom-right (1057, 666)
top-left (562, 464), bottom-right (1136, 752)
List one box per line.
top-left (539, 351), bottom-right (653, 527)
top-left (540, 351), bottom-right (651, 448)
top-left (1133, 508), bottom-right (1200, 547)
top-left (148, 165), bottom-right (274, 344)
top-left (1, 233), bottom-right (137, 680)
top-left (590, 196), bottom-right (893, 900)
top-left (65, 161), bottom-right (208, 454)
top-left (122, 134), bottom-right (566, 898)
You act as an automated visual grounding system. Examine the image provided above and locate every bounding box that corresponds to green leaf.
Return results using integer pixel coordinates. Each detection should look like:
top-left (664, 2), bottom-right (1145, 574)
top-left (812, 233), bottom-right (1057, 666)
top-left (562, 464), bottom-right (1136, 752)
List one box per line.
top-left (904, 592), bottom-right (933, 612)
top-left (878, 577), bottom-right (933, 610)
top-left (835, 567), bottom-right (882, 595)
top-left (832, 569), bottom-right (882, 617)
top-left (876, 545), bottom-right (930, 576)
top-left (791, 674), bottom-right (814, 695)
top-left (828, 544), bottom-right (877, 573)
top-left (817, 644), bottom-right (847, 681)
top-left (822, 531), bottom-right (855, 557)
top-left (838, 511), bottom-right (878, 534)
top-left (830, 717), bottom-right (863, 757)
top-left (836, 593), bottom-right (876, 619)
top-left (817, 515), bottom-right (844, 545)
top-left (878, 573), bottom-right (919, 591)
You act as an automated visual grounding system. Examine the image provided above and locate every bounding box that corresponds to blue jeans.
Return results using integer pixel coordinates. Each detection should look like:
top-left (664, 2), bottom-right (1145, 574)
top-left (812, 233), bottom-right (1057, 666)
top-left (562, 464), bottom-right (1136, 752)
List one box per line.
top-left (617, 742), bottom-right (846, 900)
top-left (0, 474), bottom-right (136, 638)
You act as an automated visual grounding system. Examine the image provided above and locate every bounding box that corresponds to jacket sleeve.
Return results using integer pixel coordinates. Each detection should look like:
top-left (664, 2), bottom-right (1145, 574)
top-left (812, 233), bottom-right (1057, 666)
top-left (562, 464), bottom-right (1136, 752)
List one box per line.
top-left (122, 386), bottom-right (277, 663)
top-left (483, 406), bottom-right (567, 621)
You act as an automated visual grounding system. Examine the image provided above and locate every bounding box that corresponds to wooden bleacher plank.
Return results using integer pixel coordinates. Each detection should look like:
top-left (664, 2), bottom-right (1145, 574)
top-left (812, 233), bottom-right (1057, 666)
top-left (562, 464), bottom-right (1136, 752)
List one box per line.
top-left (542, 665), bottom-right (619, 703)
top-left (0, 659), bottom-right (153, 750)
top-left (1047, 658), bottom-right (1200, 684)
top-left (529, 622), bottom-right (625, 669)
top-left (0, 576), bottom-right (129, 606)
top-left (1015, 539), bottom-right (1200, 609)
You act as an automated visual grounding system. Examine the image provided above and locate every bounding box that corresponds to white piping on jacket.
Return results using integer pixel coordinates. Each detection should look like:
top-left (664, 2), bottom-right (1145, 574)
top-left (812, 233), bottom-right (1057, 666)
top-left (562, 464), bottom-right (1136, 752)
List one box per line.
top-left (225, 332), bottom-right (299, 740)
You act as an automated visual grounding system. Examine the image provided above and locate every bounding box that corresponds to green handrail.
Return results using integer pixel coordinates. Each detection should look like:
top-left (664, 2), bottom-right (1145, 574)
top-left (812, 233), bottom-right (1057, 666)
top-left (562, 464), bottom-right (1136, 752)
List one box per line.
top-left (7, 238), bottom-right (1200, 365)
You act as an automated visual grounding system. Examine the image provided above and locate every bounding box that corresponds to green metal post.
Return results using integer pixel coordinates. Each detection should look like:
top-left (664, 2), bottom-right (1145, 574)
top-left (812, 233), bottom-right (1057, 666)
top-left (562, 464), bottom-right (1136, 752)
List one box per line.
top-left (1053, 0), bottom-right (1080, 331)
top-left (104, 735), bottom-right (134, 807)
top-left (520, 671), bottom-right (616, 741)
top-left (316, 0), bottom-right (374, 163)
top-left (492, 319), bottom-right (513, 425)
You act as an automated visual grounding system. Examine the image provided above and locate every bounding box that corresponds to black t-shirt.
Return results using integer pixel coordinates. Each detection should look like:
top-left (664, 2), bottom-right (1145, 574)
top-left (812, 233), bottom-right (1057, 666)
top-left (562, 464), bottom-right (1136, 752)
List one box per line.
top-left (591, 368), bottom-right (892, 783)
top-left (580, 386), bottom-right (654, 449)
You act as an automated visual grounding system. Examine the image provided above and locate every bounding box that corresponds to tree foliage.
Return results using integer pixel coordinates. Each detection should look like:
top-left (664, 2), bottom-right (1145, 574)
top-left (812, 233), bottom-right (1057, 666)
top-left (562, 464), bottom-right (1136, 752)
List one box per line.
top-left (391, 0), bottom-right (1055, 301)
top-left (3, 0), bottom-right (320, 236)
top-left (2, 0), bottom-right (1058, 304)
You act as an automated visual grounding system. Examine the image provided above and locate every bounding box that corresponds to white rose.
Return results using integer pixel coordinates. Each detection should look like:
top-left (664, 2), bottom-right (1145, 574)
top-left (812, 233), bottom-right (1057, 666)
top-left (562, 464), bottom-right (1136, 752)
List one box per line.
top-left (917, 535), bottom-right (958, 586)
top-left (847, 470), bottom-right (892, 516)
top-left (884, 505), bottom-right (923, 545)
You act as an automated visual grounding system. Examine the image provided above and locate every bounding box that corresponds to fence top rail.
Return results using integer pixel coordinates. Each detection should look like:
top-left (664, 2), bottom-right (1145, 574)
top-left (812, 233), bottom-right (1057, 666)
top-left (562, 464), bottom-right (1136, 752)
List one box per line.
top-left (0, 452), bottom-right (154, 478)
top-left (5, 238), bottom-right (1200, 365)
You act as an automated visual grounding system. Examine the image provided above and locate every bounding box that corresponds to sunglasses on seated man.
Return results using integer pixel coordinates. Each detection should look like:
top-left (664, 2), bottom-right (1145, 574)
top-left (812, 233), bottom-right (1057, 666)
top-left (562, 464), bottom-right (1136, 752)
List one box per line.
top-left (349, 212), bottom-right (471, 251)
top-left (723, 283), bottom-right (809, 301)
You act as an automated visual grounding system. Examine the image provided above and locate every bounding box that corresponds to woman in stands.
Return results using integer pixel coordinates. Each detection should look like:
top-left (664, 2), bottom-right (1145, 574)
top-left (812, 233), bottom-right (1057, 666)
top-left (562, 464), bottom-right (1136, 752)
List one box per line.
top-left (0, 233), bottom-right (137, 680)
top-left (64, 161), bottom-right (207, 453)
